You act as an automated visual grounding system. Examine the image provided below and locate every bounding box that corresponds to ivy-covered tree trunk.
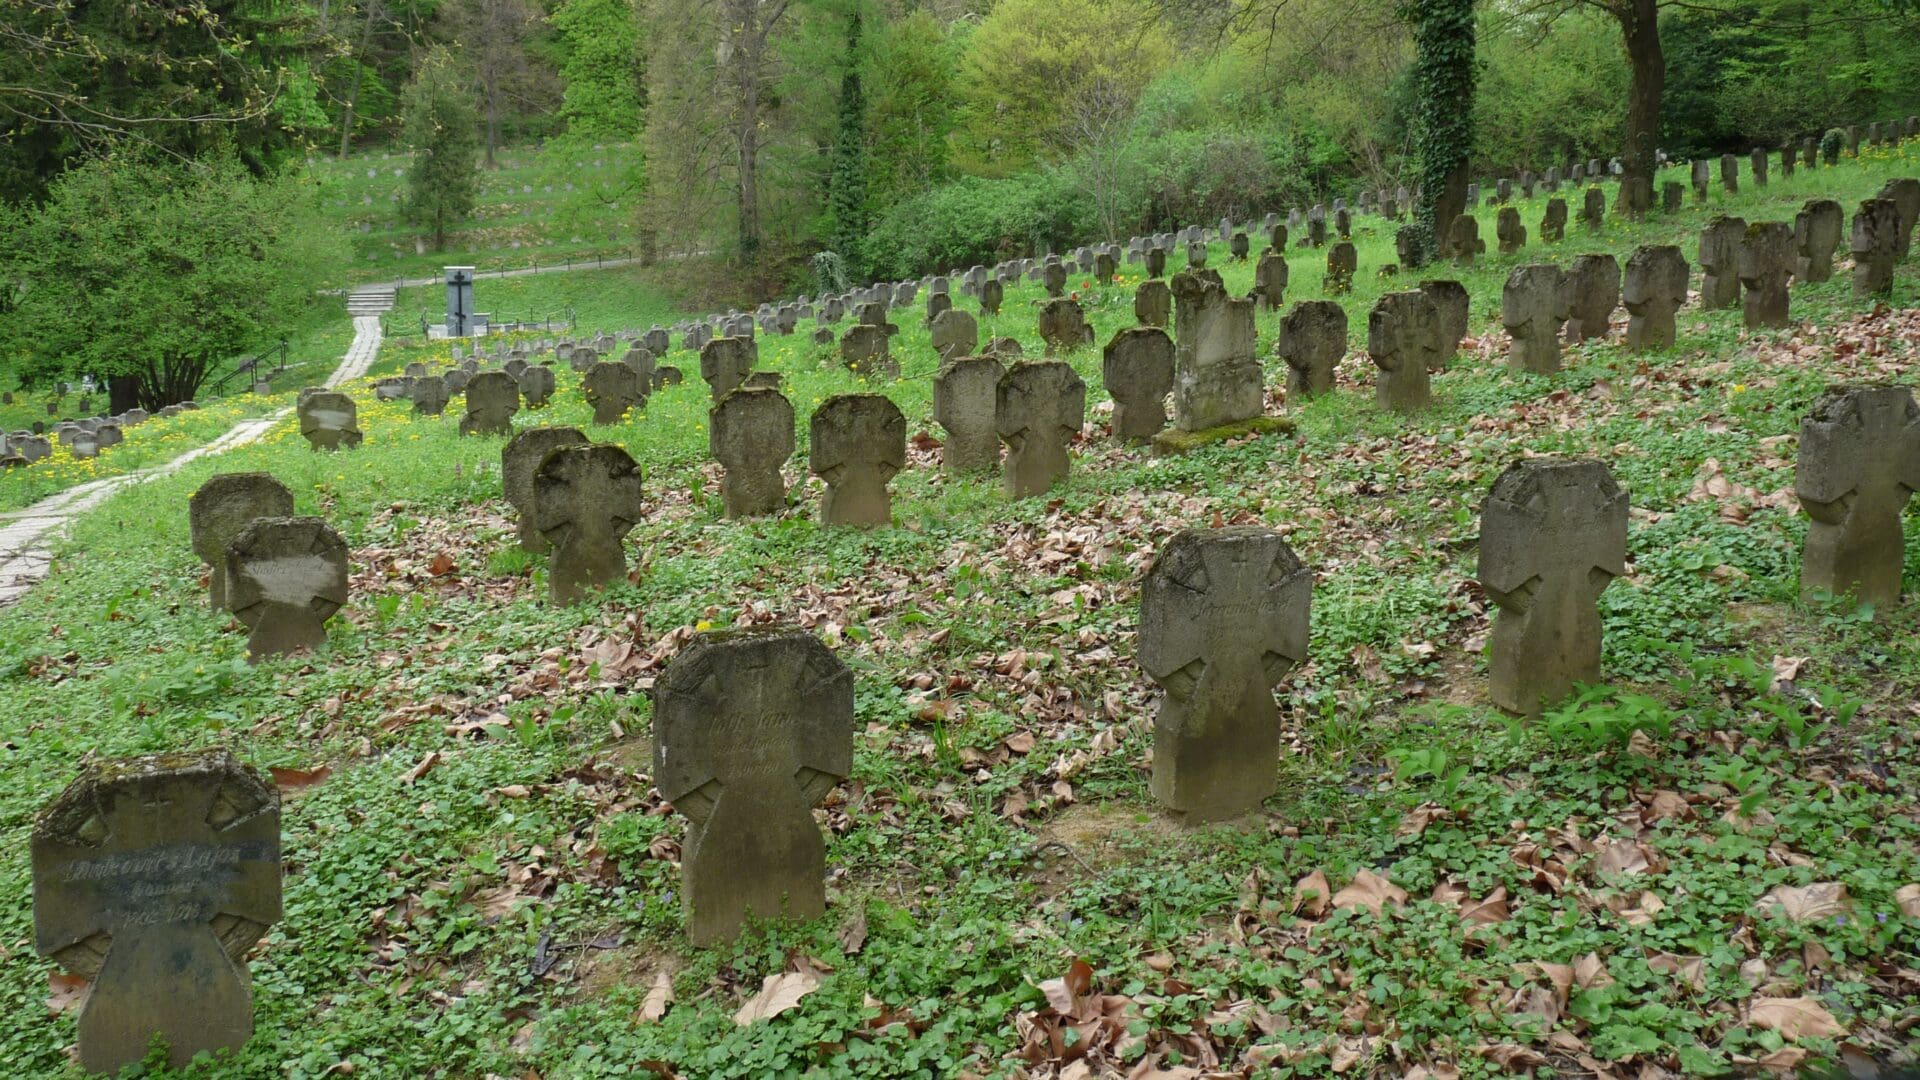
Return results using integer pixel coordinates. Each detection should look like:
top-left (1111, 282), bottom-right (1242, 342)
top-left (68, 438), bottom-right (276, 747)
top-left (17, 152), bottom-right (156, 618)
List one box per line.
top-left (1402, 0), bottom-right (1477, 268)
top-left (828, 15), bottom-right (870, 280)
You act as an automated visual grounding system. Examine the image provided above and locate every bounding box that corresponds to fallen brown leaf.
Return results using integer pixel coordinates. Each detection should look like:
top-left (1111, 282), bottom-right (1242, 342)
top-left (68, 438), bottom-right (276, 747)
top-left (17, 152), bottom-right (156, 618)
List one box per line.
top-left (1757, 882), bottom-right (1849, 923)
top-left (636, 969), bottom-right (672, 1022)
top-left (1332, 870), bottom-right (1406, 914)
top-left (1748, 996), bottom-right (1845, 1040)
top-left (734, 968), bottom-right (822, 1026)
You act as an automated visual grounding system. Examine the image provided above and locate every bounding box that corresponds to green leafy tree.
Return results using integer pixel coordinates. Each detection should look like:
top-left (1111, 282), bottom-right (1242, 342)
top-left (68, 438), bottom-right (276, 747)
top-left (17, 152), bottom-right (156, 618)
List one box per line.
top-left (402, 50), bottom-right (481, 251)
top-left (552, 0), bottom-right (645, 140)
top-left (828, 14), bottom-right (870, 276)
top-left (0, 151), bottom-right (324, 407)
top-left (865, 11), bottom-right (957, 212)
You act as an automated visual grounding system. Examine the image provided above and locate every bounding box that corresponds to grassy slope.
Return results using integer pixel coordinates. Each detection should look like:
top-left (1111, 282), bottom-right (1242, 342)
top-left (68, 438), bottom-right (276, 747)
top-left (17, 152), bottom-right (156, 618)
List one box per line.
top-left (0, 148), bottom-right (1917, 1079)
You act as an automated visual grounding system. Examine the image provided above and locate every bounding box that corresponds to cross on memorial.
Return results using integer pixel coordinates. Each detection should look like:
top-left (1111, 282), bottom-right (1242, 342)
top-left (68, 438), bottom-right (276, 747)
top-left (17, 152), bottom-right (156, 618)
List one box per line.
top-left (1502, 265), bottom-right (1570, 374)
top-left (532, 445), bottom-right (646, 603)
top-left (998, 361), bottom-right (1086, 498)
top-left (933, 356), bottom-right (1006, 472)
top-left (1622, 245), bottom-right (1689, 352)
top-left (461, 372), bottom-right (520, 436)
top-left (298, 392), bottom-right (361, 451)
top-left (225, 517), bottom-right (349, 661)
top-left (1102, 328), bottom-right (1174, 441)
top-left (810, 395), bottom-right (905, 527)
top-left (709, 387), bottom-right (795, 518)
top-left (1277, 301), bottom-right (1348, 398)
top-left (1795, 384), bottom-right (1920, 611)
top-left (189, 473), bottom-right (294, 613)
top-left (584, 361), bottom-right (645, 425)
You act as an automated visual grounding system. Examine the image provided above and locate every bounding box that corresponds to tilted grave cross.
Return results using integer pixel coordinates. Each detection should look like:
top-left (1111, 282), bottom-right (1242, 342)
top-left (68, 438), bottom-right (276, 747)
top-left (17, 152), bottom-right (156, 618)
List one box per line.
top-left (502, 427), bottom-right (589, 553)
top-left (584, 361), bottom-right (646, 425)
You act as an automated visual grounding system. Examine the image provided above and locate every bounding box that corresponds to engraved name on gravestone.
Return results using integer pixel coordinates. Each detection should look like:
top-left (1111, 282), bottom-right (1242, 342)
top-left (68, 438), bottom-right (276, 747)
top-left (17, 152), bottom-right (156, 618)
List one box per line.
top-left (1478, 458), bottom-right (1627, 715)
top-left (1102, 328), bottom-right (1175, 441)
top-left (225, 517), bottom-right (349, 661)
top-left (810, 394), bottom-right (905, 527)
top-left (502, 427), bottom-right (589, 553)
top-left (653, 629), bottom-right (852, 945)
top-left (710, 387), bottom-right (795, 518)
top-left (189, 474), bottom-right (294, 613)
top-left (532, 445), bottom-right (645, 604)
top-left (1139, 528), bottom-right (1311, 822)
top-left (33, 748), bottom-right (281, 1074)
top-left (1795, 384), bottom-right (1920, 611)
top-left (933, 356), bottom-right (1006, 473)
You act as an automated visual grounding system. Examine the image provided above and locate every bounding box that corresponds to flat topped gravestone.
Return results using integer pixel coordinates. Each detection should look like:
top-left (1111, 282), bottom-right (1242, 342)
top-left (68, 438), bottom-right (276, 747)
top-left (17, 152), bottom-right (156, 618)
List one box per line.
top-left (1698, 216), bottom-right (1746, 311)
top-left (1139, 528), bottom-right (1311, 822)
top-left (1795, 384), bottom-right (1920, 611)
top-left (189, 473), bottom-right (294, 614)
top-left (1623, 245), bottom-right (1689, 352)
top-left (1277, 300), bottom-right (1347, 399)
top-left (1170, 272), bottom-right (1260, 431)
top-left (810, 394), bottom-right (904, 527)
top-left (33, 748), bottom-right (281, 1074)
top-left (1502, 264), bottom-right (1570, 374)
top-left (1367, 291), bottom-right (1440, 412)
top-left (1564, 254), bottom-right (1620, 344)
top-left (502, 427), bottom-right (589, 553)
top-left (1739, 221), bottom-right (1795, 330)
top-left (933, 356), bottom-right (1006, 473)
top-left (1477, 458), bottom-right (1628, 716)
top-left (297, 391), bottom-right (361, 451)
top-left (460, 372), bottom-right (520, 436)
top-left (583, 361), bottom-right (646, 425)
top-left (1037, 298), bottom-right (1095, 355)
top-left (998, 361), bottom-right (1086, 497)
top-left (709, 387), bottom-right (795, 518)
top-left (532, 445), bottom-right (644, 604)
top-left (517, 364), bottom-right (556, 408)
top-left (410, 375), bottom-right (449, 416)
top-left (701, 337), bottom-right (755, 400)
top-left (1793, 199), bottom-right (1844, 284)
top-left (1102, 328), bottom-right (1174, 441)
top-left (653, 628), bottom-right (852, 945)
top-left (224, 516), bottom-right (348, 662)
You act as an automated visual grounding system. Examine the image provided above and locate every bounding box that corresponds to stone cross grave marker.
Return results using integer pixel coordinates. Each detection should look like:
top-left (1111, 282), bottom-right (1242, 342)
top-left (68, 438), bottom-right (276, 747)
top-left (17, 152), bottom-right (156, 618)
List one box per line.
top-left (1170, 272), bottom-right (1260, 431)
top-left (1878, 178), bottom-right (1919, 260)
top-left (1139, 528), bottom-right (1311, 822)
top-left (1145, 246), bottom-right (1168, 279)
top-left (1478, 458), bottom-right (1627, 715)
top-left (700, 337), bottom-right (754, 401)
top-left (532, 445), bottom-right (645, 604)
top-left (1253, 250), bottom-right (1288, 312)
top-left (1102, 328), bottom-right (1174, 441)
top-left (979, 278), bottom-right (1004, 315)
top-left (1581, 188), bottom-right (1606, 230)
top-left (1541, 198), bottom-right (1568, 243)
top-left (1368, 291), bottom-right (1439, 412)
top-left (1739, 221), bottom-right (1795, 330)
top-left (1503, 265), bottom-right (1570, 374)
top-left (584, 361), bottom-right (645, 425)
top-left (1497, 207), bottom-right (1526, 254)
top-left (1720, 153), bottom-right (1739, 194)
top-left (1278, 301), bottom-right (1348, 398)
top-left (1792, 199), bottom-right (1843, 284)
top-left (1322, 242), bottom-right (1356, 294)
top-left (1420, 280), bottom-right (1469, 369)
top-left (1623, 245), bottom-right (1689, 352)
top-left (652, 628), bottom-right (852, 945)
top-left (1135, 280), bottom-right (1171, 327)
top-left (1038, 298), bottom-right (1095, 355)
top-left (839, 324), bottom-right (895, 377)
top-left (1852, 198), bottom-right (1899, 299)
top-left (926, 291), bottom-right (952, 325)
top-left (410, 375), bottom-right (449, 416)
top-left (1043, 261), bottom-right (1067, 297)
top-left (297, 391), bottom-right (361, 451)
top-left (190, 474), bottom-right (294, 614)
top-left (709, 387), bottom-right (795, 518)
top-left (1187, 239), bottom-right (1210, 268)
top-left (32, 748), bottom-right (281, 1074)
top-left (930, 308), bottom-right (979, 362)
top-left (1564, 254), bottom-right (1621, 344)
top-left (1448, 215), bottom-right (1484, 266)
top-left (933, 356), bottom-right (1006, 472)
top-left (1698, 216), bottom-right (1747, 310)
top-left (1795, 384), bottom-right (1920, 611)
top-left (998, 361), bottom-right (1086, 498)
top-left (623, 346), bottom-right (657, 391)
top-left (461, 372), bottom-right (520, 436)
top-left (502, 427), bottom-right (588, 553)
top-left (225, 516), bottom-right (349, 661)
top-left (810, 395), bottom-right (905, 527)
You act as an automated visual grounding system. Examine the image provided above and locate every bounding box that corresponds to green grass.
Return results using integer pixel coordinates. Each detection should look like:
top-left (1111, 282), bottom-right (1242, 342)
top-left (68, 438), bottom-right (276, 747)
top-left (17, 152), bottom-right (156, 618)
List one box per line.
top-left (0, 146), bottom-right (1917, 1078)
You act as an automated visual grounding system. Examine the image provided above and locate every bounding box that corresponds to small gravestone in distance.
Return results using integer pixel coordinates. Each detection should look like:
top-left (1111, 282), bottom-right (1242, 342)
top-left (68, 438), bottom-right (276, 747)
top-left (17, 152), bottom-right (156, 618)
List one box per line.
top-left (700, 337), bottom-right (754, 401)
top-left (1720, 153), bottom-right (1739, 194)
top-left (979, 278), bottom-right (1004, 315)
top-left (1877, 177), bottom-right (1919, 260)
top-left (1852, 198), bottom-right (1899, 298)
top-left (1795, 384), bottom-right (1920, 611)
top-left (502, 426), bottom-right (588, 553)
top-left (461, 372), bottom-right (520, 436)
top-left (1038, 298), bottom-right (1095, 355)
top-left (1581, 188), bottom-right (1606, 230)
top-left (568, 346), bottom-right (599, 374)
top-left (1739, 221), bottom-right (1795, 330)
top-left (190, 473), bottom-right (294, 613)
top-left (1793, 199), bottom-right (1844, 284)
top-left (1043, 261), bottom-right (1068, 297)
top-left (1102, 328), bottom-right (1174, 441)
top-left (839, 323), bottom-right (895, 377)
top-left (1139, 527), bottom-right (1311, 822)
top-left (1368, 291), bottom-right (1439, 412)
top-left (33, 748), bottom-right (282, 1074)
top-left (1277, 301), bottom-right (1348, 398)
top-left (1623, 245), bottom-right (1689, 351)
top-left (225, 516), bottom-right (349, 661)
top-left (1503, 265), bottom-right (1570, 374)
top-left (405, 362), bottom-right (428, 379)
top-left (1187, 239), bottom-right (1210, 268)
top-left (1170, 272), bottom-right (1260, 431)
top-left (297, 391), bottom-right (361, 451)
top-left (1690, 159), bottom-right (1711, 202)
top-left (709, 387), bottom-right (795, 518)
top-left (1564, 254), bottom-right (1620, 344)
top-left (507, 357), bottom-right (532, 380)
top-left (1662, 181), bottom-right (1683, 213)
top-left (1496, 207), bottom-right (1526, 254)
top-left (410, 375), bottom-right (449, 416)
top-left (998, 361), bottom-right (1086, 497)
top-left (623, 346), bottom-right (657, 390)
top-left (926, 291), bottom-right (952, 325)
top-left (933, 356), bottom-right (1006, 472)
top-left (584, 361), bottom-right (645, 424)
top-left (1322, 242), bottom-right (1356, 294)
top-left (1540, 198), bottom-right (1568, 243)
top-left (1253, 250), bottom-right (1288, 312)
top-left (811, 395), bottom-right (904, 527)
top-left (1448, 215), bottom-right (1484, 266)
top-left (1478, 458), bottom-right (1627, 715)
top-left (1420, 280), bottom-right (1469, 368)
top-left (652, 628), bottom-right (852, 945)
top-left (1229, 232), bottom-right (1250, 261)
top-left (532, 444), bottom-right (646, 604)
top-left (930, 308), bottom-right (979, 362)
top-left (1698, 216), bottom-right (1747, 311)
top-left (1135, 280), bottom-right (1172, 327)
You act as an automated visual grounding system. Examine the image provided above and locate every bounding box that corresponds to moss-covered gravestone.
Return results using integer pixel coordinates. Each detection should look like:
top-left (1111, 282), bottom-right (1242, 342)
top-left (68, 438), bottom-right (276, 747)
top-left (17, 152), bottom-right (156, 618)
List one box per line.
top-left (502, 427), bottom-right (588, 553)
top-left (810, 394), bottom-right (904, 527)
top-left (1792, 199), bottom-right (1843, 284)
top-left (225, 516), bottom-right (348, 661)
top-left (1850, 198), bottom-right (1899, 299)
top-left (932, 356), bottom-right (1005, 473)
top-left (460, 372), bottom-right (520, 436)
top-left (1101, 328), bottom-right (1174, 441)
top-left (189, 473), bottom-right (294, 613)
top-left (1140, 528), bottom-right (1311, 822)
top-left (1420, 280), bottom-right (1469, 369)
top-left (33, 748), bottom-right (281, 1074)
top-left (532, 445), bottom-right (645, 604)
top-left (1739, 221), bottom-right (1795, 330)
top-left (1795, 385), bottom-right (1920, 611)
top-left (1037, 298), bottom-right (1095, 355)
top-left (709, 387), bottom-right (794, 518)
top-left (1478, 459), bottom-right (1628, 715)
top-left (517, 364), bottom-right (557, 408)
top-left (653, 629), bottom-right (852, 945)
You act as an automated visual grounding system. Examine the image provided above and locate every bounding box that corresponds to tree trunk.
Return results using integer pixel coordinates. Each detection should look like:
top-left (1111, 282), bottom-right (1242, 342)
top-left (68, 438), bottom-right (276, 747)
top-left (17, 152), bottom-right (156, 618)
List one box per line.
top-left (485, 91), bottom-right (500, 169)
top-left (737, 53), bottom-right (762, 266)
top-left (338, 3), bottom-right (379, 158)
top-left (1618, 0), bottom-right (1663, 213)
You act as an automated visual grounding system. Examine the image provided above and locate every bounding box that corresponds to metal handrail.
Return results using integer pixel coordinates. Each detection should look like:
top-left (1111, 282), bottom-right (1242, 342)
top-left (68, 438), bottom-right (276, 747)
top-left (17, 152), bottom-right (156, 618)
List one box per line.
top-left (207, 339), bottom-right (291, 397)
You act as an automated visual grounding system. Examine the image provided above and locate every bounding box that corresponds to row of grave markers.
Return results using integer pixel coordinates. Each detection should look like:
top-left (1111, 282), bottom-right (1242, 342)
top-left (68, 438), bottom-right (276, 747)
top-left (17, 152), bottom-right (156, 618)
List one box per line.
top-left (43, 376), bottom-right (1920, 1071)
